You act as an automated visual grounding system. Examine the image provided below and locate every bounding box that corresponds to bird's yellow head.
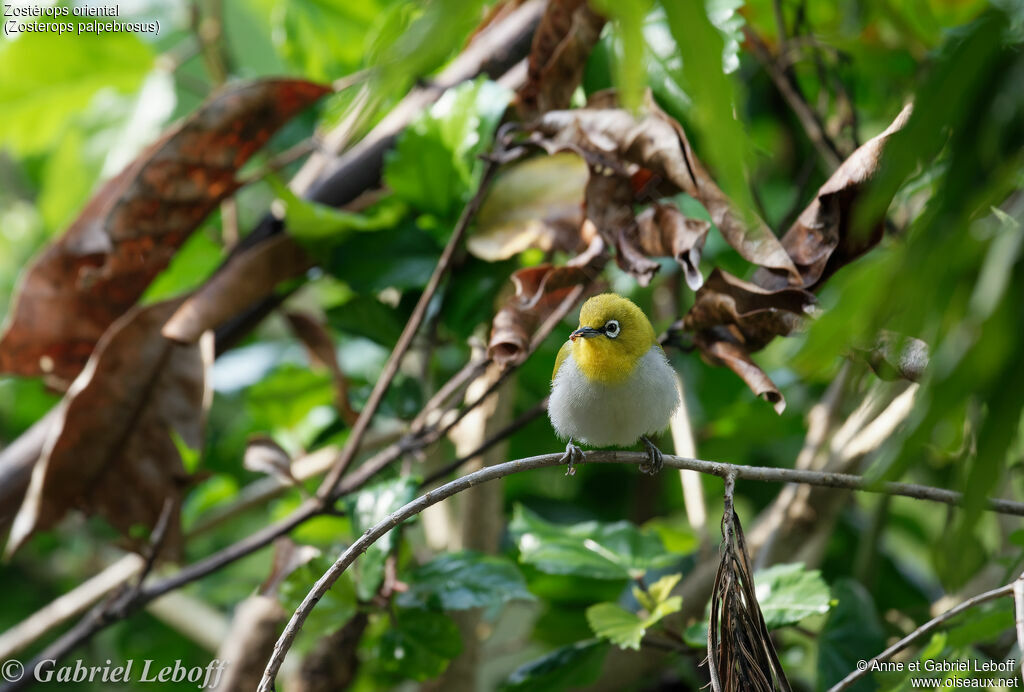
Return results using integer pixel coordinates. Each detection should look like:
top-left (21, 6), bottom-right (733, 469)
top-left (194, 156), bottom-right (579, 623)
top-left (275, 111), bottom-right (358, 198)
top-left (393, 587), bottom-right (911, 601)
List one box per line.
top-left (566, 294), bottom-right (658, 385)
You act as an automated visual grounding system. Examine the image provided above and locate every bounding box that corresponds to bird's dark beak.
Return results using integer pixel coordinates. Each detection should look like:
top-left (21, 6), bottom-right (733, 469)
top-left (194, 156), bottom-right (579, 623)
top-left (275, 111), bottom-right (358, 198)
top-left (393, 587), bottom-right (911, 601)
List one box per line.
top-left (570, 326), bottom-right (602, 342)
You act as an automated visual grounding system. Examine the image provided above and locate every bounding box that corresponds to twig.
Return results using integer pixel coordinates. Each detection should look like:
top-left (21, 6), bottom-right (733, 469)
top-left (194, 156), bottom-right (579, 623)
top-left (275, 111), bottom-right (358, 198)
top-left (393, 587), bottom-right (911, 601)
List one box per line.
top-left (0, 554), bottom-right (144, 661)
top-left (258, 452), bottom-right (1024, 691)
top-left (706, 473), bottom-right (737, 692)
top-left (1014, 573), bottom-right (1024, 683)
top-left (134, 499), bottom-right (175, 590)
top-left (421, 399), bottom-right (548, 487)
top-left (316, 150), bottom-right (510, 501)
top-left (828, 580), bottom-right (1019, 691)
top-left (743, 25), bottom-right (843, 171)
top-left (238, 138), bottom-right (319, 188)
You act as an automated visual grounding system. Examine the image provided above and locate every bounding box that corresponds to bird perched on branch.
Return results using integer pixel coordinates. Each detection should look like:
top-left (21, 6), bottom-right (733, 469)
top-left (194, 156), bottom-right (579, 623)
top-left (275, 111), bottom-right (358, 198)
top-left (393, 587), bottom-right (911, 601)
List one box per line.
top-left (548, 294), bottom-right (680, 475)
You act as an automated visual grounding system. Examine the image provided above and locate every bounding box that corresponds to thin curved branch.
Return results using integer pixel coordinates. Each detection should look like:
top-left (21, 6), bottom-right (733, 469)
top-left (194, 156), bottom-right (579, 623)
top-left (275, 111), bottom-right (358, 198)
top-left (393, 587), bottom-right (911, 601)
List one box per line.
top-left (828, 579), bottom-right (1019, 691)
top-left (259, 450), bottom-right (1024, 690)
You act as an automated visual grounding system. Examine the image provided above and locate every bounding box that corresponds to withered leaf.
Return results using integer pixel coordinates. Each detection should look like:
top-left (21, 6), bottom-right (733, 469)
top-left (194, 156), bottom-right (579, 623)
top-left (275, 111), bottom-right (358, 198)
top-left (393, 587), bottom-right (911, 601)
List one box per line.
top-left (284, 311), bottom-right (359, 426)
top-left (244, 435), bottom-right (299, 488)
top-left (468, 152), bottom-right (590, 261)
top-left (0, 79), bottom-right (329, 383)
top-left (700, 337), bottom-right (786, 414)
top-left (488, 237), bottom-right (606, 365)
top-left (756, 104), bottom-right (914, 291)
top-left (853, 330), bottom-right (929, 382)
top-left (162, 234), bottom-right (312, 343)
top-left (516, 0), bottom-right (606, 119)
top-left (531, 95), bottom-right (802, 283)
top-left (632, 202), bottom-right (711, 290)
top-left (6, 300), bottom-right (214, 559)
top-left (682, 106), bottom-right (913, 409)
top-left (684, 269), bottom-right (815, 351)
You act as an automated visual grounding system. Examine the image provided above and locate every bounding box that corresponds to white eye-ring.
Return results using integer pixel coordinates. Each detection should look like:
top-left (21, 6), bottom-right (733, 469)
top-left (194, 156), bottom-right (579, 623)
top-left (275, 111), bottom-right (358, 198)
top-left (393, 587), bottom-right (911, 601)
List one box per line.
top-left (604, 319), bottom-right (620, 338)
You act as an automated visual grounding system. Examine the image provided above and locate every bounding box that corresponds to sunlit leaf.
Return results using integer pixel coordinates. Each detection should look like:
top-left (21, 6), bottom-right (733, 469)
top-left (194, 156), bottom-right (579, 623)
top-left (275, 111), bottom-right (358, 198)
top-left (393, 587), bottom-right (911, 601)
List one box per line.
top-left (344, 476), bottom-right (419, 600)
top-left (754, 562), bottom-right (832, 629)
top-left (511, 505), bottom-right (678, 580)
top-left (384, 77), bottom-right (512, 219)
top-left (398, 551), bottom-right (535, 611)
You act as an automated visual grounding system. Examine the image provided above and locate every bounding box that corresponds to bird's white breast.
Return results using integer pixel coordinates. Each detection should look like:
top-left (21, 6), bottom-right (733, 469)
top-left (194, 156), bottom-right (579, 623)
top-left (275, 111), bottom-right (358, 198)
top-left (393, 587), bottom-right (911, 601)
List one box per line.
top-left (548, 346), bottom-right (680, 447)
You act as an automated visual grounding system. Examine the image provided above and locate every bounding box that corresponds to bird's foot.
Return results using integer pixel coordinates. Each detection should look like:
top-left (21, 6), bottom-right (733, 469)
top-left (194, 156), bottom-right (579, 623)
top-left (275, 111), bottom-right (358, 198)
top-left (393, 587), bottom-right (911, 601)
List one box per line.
top-left (560, 440), bottom-right (584, 476)
top-left (639, 436), bottom-right (664, 475)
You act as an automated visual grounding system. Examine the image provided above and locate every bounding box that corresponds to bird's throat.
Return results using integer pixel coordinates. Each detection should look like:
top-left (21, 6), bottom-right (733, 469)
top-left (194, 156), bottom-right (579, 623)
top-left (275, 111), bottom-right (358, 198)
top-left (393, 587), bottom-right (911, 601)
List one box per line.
top-left (571, 339), bottom-right (636, 385)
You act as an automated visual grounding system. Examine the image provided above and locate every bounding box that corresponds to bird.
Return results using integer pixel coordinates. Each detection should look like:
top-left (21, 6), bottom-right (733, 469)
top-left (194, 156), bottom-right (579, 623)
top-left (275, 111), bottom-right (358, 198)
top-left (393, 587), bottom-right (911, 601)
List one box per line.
top-left (548, 293), bottom-right (680, 476)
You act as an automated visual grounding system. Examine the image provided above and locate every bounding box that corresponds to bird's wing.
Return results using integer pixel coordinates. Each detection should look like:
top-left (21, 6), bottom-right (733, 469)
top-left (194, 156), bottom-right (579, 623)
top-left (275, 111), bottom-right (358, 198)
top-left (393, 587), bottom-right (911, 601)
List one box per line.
top-left (552, 341), bottom-right (572, 381)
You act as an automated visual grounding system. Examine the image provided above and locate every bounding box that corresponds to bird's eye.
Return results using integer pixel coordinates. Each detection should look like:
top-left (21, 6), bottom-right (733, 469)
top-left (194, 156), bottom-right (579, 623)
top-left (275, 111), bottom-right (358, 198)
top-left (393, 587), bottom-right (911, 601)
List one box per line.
top-left (604, 320), bottom-right (620, 338)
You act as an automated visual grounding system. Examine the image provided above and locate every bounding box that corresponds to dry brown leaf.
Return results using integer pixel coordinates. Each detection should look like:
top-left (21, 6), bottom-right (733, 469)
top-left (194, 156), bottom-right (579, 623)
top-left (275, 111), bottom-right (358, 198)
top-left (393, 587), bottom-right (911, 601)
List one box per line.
top-left (284, 311), bottom-right (359, 425)
top-left (531, 96), bottom-right (803, 283)
top-left (468, 152), bottom-right (590, 261)
top-left (516, 0), bottom-right (606, 119)
top-left (244, 435), bottom-right (299, 487)
top-left (488, 237), bottom-right (606, 365)
top-left (632, 202), bottom-right (711, 290)
top-left (684, 269), bottom-right (815, 350)
top-left (0, 79), bottom-right (329, 384)
top-left (162, 234), bottom-right (312, 343)
top-left (853, 330), bottom-right (929, 382)
top-left (681, 106), bottom-right (913, 409)
top-left (6, 299), bottom-right (214, 558)
top-left (756, 104), bottom-right (915, 290)
top-left (700, 338), bottom-right (786, 414)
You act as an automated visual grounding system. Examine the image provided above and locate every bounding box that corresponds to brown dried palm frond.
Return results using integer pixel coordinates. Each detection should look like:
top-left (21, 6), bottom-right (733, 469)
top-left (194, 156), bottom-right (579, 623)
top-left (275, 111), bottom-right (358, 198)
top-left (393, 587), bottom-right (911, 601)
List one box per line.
top-left (707, 475), bottom-right (792, 692)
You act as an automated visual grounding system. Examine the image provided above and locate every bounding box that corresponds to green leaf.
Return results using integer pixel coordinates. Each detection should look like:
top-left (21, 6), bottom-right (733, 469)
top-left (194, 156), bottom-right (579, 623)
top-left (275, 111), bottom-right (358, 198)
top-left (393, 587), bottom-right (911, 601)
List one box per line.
top-left (646, 572), bottom-right (683, 605)
top-left (0, 27), bottom-right (153, 154)
top-left (510, 505), bottom-right (678, 580)
top-left (644, 515), bottom-right (700, 557)
top-left (590, 0), bottom-right (654, 111)
top-left (378, 607), bottom-right (462, 681)
top-left (383, 78), bottom-right (511, 218)
top-left (323, 218), bottom-right (441, 293)
top-left (398, 551), bottom-right (535, 611)
top-left (587, 572), bottom-right (681, 651)
top-left (182, 474), bottom-right (239, 529)
top-left (326, 295), bottom-right (407, 346)
top-left (660, 0), bottom-right (755, 219)
top-left (343, 476), bottom-right (419, 601)
top-left (683, 620), bottom-right (708, 648)
top-left (755, 563), bottom-right (832, 629)
top-left (279, 555), bottom-right (357, 639)
top-left (817, 580), bottom-right (886, 692)
top-left (501, 640), bottom-right (609, 692)
top-left (245, 364), bottom-right (336, 433)
top-left (586, 602), bottom-right (648, 650)
top-left (274, 0), bottom-right (382, 82)
top-left (170, 430), bottom-right (202, 474)
top-left (945, 602), bottom-right (1015, 648)
top-left (269, 176), bottom-right (406, 244)
top-left (632, 572), bottom-right (681, 612)
top-left (144, 229), bottom-right (223, 303)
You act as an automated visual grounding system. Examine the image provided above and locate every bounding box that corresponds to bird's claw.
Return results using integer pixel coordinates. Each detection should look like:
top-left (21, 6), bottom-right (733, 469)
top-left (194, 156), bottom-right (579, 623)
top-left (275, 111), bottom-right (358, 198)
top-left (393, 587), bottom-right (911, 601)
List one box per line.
top-left (639, 436), bottom-right (664, 475)
top-left (560, 441), bottom-right (584, 476)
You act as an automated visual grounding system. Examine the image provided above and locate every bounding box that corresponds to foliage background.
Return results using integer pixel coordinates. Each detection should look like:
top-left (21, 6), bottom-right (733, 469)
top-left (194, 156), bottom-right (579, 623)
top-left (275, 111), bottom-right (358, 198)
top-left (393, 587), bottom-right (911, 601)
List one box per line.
top-left (0, 0), bottom-right (1022, 690)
